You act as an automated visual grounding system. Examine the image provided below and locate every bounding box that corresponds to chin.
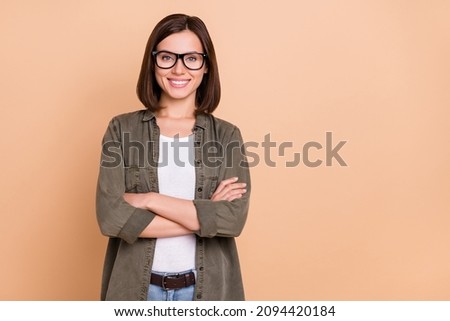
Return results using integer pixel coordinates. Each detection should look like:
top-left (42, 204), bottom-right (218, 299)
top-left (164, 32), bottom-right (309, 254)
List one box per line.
top-left (167, 90), bottom-right (196, 101)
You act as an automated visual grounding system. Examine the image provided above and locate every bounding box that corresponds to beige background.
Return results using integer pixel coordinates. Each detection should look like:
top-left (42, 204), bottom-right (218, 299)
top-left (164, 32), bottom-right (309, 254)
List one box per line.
top-left (1, 0), bottom-right (449, 300)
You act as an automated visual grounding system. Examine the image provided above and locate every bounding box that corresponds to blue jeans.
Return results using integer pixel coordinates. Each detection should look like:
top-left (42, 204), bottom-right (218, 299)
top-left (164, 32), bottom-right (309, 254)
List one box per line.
top-left (147, 270), bottom-right (195, 301)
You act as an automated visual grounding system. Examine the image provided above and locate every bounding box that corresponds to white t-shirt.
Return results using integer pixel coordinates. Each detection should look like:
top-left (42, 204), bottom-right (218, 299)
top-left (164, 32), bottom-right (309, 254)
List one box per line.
top-left (151, 134), bottom-right (196, 273)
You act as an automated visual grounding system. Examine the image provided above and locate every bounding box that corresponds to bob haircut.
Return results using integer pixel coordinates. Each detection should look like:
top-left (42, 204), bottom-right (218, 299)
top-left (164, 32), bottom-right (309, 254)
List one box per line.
top-left (137, 14), bottom-right (221, 114)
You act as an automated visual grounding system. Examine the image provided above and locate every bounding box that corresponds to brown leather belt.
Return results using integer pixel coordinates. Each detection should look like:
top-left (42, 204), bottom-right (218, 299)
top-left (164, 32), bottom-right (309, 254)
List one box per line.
top-left (150, 272), bottom-right (196, 290)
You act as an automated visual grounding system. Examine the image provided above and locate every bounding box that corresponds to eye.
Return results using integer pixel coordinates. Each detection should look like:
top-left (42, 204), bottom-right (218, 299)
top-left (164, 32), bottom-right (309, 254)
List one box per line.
top-left (161, 54), bottom-right (174, 61)
top-left (185, 54), bottom-right (198, 62)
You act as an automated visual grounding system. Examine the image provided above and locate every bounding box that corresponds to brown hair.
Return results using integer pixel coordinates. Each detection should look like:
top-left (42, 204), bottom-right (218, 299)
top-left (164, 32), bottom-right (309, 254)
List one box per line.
top-left (137, 14), bottom-right (221, 114)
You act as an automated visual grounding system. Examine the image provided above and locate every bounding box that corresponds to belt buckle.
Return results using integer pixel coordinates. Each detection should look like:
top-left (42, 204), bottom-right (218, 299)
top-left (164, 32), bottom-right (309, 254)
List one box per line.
top-left (161, 274), bottom-right (177, 290)
top-left (161, 275), bottom-right (169, 290)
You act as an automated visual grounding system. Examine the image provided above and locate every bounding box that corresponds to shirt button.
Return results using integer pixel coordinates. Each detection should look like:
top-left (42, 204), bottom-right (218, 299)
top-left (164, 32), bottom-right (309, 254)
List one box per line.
top-left (199, 266), bottom-right (204, 271)
top-left (197, 187), bottom-right (203, 192)
top-left (197, 294), bottom-right (202, 299)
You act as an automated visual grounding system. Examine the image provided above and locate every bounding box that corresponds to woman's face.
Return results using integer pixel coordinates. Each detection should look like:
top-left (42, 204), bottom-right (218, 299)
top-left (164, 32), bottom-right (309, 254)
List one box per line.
top-left (154, 30), bottom-right (207, 105)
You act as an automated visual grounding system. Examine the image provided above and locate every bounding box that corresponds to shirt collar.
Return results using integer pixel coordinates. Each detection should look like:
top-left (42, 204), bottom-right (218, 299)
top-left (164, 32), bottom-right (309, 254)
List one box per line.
top-left (142, 109), bottom-right (208, 130)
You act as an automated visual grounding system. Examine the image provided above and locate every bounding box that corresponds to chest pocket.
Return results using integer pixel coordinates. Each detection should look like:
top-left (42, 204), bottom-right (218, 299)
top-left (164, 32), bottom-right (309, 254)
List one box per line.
top-left (124, 166), bottom-right (154, 193)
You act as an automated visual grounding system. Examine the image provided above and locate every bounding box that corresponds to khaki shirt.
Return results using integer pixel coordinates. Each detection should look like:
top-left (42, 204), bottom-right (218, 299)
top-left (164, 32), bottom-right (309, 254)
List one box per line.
top-left (96, 110), bottom-right (251, 300)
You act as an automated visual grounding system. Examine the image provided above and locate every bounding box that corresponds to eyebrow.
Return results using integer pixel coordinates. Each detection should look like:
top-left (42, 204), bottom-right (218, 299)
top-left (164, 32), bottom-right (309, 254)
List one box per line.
top-left (155, 50), bottom-right (204, 54)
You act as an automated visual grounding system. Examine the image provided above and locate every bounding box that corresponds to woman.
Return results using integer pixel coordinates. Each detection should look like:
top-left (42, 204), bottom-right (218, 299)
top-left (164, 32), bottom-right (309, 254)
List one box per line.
top-left (96, 13), bottom-right (251, 301)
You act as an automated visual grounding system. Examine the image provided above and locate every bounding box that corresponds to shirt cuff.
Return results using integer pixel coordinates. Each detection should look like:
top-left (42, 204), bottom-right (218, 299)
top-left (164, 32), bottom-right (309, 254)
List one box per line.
top-left (118, 208), bottom-right (156, 244)
top-left (192, 199), bottom-right (218, 238)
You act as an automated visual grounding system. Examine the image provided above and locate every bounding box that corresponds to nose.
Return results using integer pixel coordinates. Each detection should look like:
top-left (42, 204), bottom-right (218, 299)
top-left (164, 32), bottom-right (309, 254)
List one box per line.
top-left (172, 57), bottom-right (186, 74)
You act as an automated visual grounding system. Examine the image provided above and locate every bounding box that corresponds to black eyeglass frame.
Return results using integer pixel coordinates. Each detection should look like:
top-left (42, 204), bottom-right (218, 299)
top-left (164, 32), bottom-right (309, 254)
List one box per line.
top-left (152, 50), bottom-right (208, 71)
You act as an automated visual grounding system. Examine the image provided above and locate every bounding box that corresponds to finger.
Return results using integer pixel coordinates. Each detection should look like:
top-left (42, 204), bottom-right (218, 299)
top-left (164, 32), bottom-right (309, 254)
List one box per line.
top-left (214, 187), bottom-right (247, 202)
top-left (217, 183), bottom-right (246, 199)
top-left (227, 188), bottom-right (246, 199)
top-left (211, 184), bottom-right (235, 200)
top-left (214, 177), bottom-right (239, 195)
top-left (227, 193), bottom-right (244, 202)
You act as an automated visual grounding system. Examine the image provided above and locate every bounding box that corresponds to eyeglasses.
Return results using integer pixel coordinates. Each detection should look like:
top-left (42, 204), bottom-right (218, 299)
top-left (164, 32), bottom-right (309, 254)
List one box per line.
top-left (152, 50), bottom-right (207, 71)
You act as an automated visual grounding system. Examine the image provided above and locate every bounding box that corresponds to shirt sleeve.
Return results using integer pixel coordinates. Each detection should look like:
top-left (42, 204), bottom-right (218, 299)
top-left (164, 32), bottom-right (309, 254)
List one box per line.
top-left (193, 126), bottom-right (251, 238)
top-left (95, 117), bottom-right (156, 244)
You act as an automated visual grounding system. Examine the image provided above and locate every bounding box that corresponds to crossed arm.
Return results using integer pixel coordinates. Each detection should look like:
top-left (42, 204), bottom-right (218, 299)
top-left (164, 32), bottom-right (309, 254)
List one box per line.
top-left (123, 177), bottom-right (247, 238)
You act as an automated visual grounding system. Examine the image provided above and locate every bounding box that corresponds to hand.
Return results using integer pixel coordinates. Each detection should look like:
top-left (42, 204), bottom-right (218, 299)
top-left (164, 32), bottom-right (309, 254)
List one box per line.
top-left (123, 192), bottom-right (152, 209)
top-left (210, 177), bottom-right (247, 202)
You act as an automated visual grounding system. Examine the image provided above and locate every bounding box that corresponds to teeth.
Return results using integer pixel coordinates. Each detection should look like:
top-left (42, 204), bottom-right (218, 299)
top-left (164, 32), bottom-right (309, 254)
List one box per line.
top-left (171, 80), bottom-right (189, 85)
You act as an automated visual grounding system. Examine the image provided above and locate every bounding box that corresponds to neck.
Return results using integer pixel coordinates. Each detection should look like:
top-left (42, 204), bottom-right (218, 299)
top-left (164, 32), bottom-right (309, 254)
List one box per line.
top-left (158, 95), bottom-right (196, 119)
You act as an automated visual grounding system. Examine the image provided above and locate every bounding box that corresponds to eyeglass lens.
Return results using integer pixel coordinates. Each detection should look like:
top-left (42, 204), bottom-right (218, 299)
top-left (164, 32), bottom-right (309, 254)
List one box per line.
top-left (154, 51), bottom-right (205, 70)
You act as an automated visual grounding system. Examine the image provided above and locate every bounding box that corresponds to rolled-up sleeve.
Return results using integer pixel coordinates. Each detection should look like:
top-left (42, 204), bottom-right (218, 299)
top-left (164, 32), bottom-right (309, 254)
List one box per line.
top-left (193, 127), bottom-right (251, 238)
top-left (96, 118), bottom-right (156, 244)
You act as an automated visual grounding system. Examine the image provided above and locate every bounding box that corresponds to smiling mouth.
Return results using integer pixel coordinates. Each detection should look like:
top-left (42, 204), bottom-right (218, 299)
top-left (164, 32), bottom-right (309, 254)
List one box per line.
top-left (168, 79), bottom-right (190, 88)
